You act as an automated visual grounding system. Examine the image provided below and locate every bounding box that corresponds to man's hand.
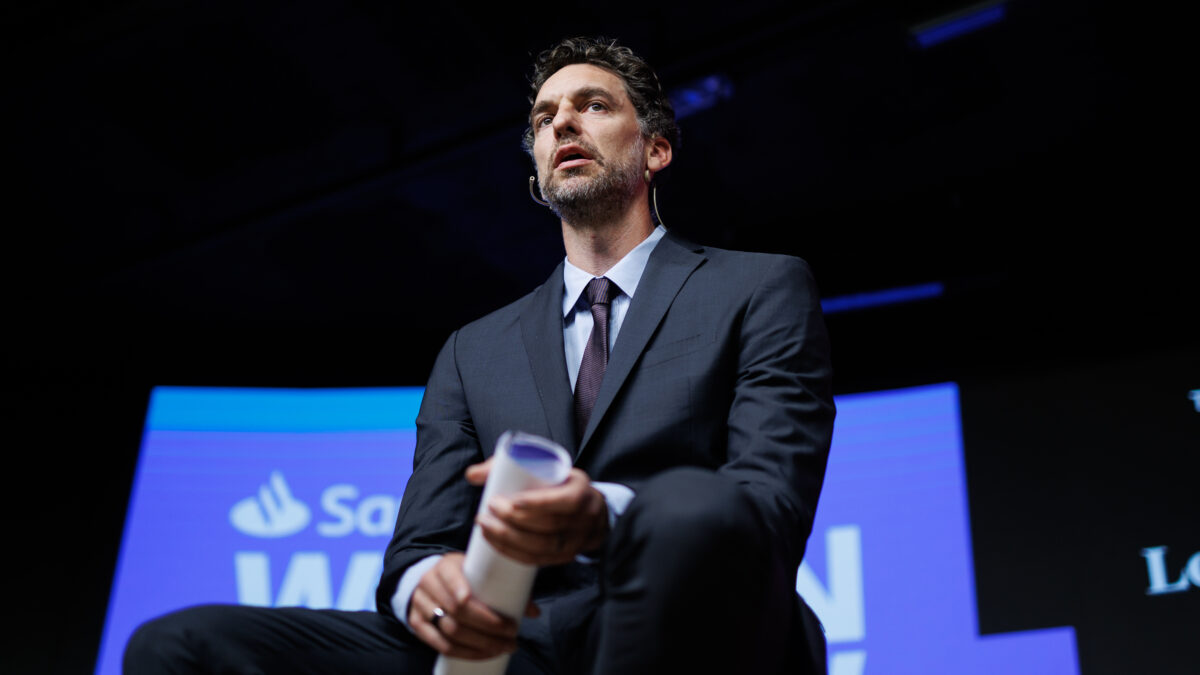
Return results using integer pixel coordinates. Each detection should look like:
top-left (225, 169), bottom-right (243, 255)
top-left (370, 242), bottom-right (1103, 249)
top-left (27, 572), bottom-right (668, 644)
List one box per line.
top-left (466, 458), bottom-right (609, 566)
top-left (408, 553), bottom-right (539, 659)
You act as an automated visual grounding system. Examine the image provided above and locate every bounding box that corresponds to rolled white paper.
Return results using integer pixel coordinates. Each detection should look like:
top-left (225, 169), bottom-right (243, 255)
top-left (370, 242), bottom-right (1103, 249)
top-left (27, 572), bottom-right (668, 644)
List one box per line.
top-left (434, 431), bottom-right (573, 675)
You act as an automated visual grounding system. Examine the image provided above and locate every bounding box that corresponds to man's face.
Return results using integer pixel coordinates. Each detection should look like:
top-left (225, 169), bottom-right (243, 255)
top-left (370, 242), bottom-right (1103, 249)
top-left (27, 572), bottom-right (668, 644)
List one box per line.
top-left (530, 64), bottom-right (646, 216)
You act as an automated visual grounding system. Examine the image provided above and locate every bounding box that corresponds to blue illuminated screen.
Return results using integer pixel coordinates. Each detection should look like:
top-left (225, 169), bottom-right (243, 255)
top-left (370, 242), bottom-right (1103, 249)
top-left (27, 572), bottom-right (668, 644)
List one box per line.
top-left (96, 382), bottom-right (1078, 674)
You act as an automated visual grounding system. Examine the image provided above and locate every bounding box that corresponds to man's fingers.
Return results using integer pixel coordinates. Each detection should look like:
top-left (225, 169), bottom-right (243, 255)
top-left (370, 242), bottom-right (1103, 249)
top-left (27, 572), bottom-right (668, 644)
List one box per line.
top-left (465, 457), bottom-right (493, 486)
top-left (429, 608), bottom-right (517, 655)
top-left (410, 609), bottom-right (454, 654)
top-left (506, 470), bottom-right (604, 516)
top-left (409, 553), bottom-right (519, 659)
top-left (446, 595), bottom-right (520, 641)
top-left (432, 560), bottom-right (518, 638)
top-left (410, 588), bottom-right (463, 655)
top-left (476, 513), bottom-right (548, 564)
top-left (509, 472), bottom-right (592, 514)
top-left (497, 489), bottom-right (608, 546)
top-left (415, 566), bottom-right (458, 621)
top-left (488, 497), bottom-right (572, 534)
top-left (471, 468), bottom-right (606, 564)
top-left (436, 557), bottom-right (473, 605)
top-left (414, 610), bottom-right (499, 661)
top-left (477, 511), bottom-right (576, 565)
top-left (412, 572), bottom-right (517, 658)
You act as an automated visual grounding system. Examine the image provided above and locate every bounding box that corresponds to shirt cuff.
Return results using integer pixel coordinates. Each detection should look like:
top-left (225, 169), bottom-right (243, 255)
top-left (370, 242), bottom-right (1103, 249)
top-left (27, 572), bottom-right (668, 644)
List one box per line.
top-left (576, 481), bottom-right (634, 563)
top-left (592, 481), bottom-right (635, 528)
top-left (391, 554), bottom-right (442, 631)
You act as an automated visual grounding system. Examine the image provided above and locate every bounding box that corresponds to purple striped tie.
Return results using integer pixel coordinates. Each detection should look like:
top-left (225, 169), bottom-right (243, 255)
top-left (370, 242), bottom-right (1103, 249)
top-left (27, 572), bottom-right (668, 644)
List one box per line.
top-left (575, 277), bottom-right (618, 440)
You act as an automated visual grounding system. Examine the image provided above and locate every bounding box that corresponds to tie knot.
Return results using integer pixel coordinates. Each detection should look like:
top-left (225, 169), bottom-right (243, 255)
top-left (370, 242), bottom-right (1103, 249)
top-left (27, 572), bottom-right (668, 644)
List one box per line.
top-left (584, 277), bottom-right (618, 307)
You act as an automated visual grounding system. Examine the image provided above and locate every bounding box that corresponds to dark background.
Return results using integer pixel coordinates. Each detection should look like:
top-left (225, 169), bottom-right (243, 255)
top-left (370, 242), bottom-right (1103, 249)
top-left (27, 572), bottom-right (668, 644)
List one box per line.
top-left (960, 349), bottom-right (1198, 675)
top-left (5, 0), bottom-right (1193, 672)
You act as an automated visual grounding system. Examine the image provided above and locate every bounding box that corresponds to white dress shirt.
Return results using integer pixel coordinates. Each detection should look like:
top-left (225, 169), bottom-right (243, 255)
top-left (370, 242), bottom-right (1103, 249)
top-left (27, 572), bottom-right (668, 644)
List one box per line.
top-left (392, 225), bottom-right (667, 628)
top-left (562, 224), bottom-right (666, 390)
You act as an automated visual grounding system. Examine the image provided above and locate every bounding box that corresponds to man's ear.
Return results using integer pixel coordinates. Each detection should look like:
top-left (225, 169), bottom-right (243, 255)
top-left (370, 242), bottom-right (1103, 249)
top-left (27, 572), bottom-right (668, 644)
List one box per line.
top-left (645, 136), bottom-right (673, 175)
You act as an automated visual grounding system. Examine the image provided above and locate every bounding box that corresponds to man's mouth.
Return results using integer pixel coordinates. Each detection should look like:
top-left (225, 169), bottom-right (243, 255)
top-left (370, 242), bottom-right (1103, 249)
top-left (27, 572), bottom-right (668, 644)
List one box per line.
top-left (554, 145), bottom-right (595, 170)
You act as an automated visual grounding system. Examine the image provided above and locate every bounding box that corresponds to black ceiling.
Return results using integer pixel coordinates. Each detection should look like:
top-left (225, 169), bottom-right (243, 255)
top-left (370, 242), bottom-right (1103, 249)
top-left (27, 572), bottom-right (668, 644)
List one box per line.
top-left (8, 0), bottom-right (1190, 391)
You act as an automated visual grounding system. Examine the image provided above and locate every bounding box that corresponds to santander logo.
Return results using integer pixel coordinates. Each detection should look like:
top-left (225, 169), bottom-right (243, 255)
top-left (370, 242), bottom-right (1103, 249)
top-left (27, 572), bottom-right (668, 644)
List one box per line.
top-left (229, 471), bottom-right (311, 537)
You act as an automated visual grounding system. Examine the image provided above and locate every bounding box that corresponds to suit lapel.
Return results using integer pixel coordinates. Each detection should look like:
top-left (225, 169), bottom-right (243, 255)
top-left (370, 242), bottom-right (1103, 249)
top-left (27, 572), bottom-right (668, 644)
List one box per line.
top-left (578, 234), bottom-right (706, 454)
top-left (519, 263), bottom-right (578, 453)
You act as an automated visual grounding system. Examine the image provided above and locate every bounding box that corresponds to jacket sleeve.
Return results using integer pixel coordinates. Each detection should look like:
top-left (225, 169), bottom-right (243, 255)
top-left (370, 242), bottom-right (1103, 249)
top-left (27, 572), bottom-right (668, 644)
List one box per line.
top-left (719, 255), bottom-right (835, 571)
top-left (375, 330), bottom-right (484, 618)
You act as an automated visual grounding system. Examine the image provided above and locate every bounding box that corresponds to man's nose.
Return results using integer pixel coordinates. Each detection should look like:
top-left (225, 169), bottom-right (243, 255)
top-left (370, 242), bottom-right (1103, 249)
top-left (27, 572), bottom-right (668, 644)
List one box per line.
top-left (551, 106), bottom-right (580, 137)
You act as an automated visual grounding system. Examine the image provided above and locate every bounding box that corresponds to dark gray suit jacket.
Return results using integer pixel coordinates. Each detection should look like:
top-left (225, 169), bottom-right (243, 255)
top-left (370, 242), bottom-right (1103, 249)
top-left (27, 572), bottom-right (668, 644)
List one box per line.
top-left (377, 232), bottom-right (834, 622)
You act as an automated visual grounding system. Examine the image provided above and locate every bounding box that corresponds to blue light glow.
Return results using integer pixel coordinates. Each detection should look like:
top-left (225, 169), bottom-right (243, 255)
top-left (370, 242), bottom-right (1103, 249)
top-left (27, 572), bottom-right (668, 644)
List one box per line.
top-left (669, 74), bottom-right (734, 119)
top-left (913, 2), bottom-right (1006, 48)
top-left (821, 281), bottom-right (944, 314)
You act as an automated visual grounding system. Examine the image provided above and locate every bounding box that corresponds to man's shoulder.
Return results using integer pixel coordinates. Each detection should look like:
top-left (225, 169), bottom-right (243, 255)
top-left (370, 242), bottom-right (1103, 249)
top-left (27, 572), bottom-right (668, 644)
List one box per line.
top-left (700, 244), bottom-right (807, 267)
top-left (452, 282), bottom-right (547, 344)
top-left (663, 232), bottom-right (807, 265)
top-left (672, 237), bottom-right (816, 289)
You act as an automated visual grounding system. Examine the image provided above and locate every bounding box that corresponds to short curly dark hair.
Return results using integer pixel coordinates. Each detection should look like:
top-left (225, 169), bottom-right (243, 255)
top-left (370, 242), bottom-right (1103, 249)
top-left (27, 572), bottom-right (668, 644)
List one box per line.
top-left (522, 37), bottom-right (679, 157)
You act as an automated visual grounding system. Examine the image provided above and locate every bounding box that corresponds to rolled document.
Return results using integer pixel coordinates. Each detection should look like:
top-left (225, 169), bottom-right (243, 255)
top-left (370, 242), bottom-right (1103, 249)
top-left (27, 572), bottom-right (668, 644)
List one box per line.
top-left (435, 431), bottom-right (573, 675)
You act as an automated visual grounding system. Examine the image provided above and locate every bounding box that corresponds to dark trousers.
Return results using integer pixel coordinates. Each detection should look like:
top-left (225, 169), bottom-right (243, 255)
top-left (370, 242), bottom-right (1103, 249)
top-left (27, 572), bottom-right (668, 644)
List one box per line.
top-left (124, 468), bottom-right (826, 675)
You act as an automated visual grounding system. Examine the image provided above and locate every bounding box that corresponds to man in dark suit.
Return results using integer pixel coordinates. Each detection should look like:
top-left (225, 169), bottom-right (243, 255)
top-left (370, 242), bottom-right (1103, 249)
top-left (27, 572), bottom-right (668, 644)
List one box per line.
top-left (379, 36), bottom-right (835, 674)
top-left (124, 36), bottom-right (833, 675)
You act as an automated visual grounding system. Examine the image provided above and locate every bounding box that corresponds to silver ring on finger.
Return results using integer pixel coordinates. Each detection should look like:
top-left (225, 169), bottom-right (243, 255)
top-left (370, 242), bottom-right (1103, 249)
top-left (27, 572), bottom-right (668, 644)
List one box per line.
top-left (431, 606), bottom-right (446, 630)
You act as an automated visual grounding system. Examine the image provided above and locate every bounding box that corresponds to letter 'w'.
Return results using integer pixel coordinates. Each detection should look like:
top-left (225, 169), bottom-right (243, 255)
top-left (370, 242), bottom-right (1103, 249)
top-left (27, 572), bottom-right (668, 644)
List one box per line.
top-left (797, 525), bottom-right (865, 643)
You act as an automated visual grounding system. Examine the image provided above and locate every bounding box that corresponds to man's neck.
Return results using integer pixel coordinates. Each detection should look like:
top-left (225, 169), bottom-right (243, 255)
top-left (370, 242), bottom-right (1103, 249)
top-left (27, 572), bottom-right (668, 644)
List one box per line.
top-left (561, 204), bottom-right (656, 277)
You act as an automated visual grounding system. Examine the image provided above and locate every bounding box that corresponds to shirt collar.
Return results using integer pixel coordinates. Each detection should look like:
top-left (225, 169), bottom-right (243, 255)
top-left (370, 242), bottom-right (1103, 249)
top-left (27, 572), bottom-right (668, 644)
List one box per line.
top-left (563, 225), bottom-right (666, 318)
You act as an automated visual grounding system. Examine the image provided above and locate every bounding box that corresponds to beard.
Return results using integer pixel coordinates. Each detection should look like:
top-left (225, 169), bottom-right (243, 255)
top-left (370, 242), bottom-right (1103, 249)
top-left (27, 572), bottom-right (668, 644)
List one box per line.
top-left (539, 136), bottom-right (644, 228)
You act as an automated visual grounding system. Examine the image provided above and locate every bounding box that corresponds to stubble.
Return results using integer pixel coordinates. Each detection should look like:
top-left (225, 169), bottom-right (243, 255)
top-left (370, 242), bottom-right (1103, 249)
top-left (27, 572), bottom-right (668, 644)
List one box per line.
top-left (540, 136), bottom-right (645, 229)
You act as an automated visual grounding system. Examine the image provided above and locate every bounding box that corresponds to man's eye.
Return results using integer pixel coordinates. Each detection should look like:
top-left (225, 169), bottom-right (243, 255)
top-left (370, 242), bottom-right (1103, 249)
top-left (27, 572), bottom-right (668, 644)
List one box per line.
top-left (536, 116), bottom-right (552, 127)
top-left (587, 102), bottom-right (607, 112)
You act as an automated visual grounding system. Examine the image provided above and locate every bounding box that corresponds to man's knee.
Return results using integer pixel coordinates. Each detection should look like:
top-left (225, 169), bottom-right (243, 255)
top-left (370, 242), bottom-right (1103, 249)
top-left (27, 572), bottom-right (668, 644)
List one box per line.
top-left (125, 606), bottom-right (200, 673)
top-left (596, 469), bottom-right (801, 673)
top-left (124, 605), bottom-right (254, 674)
top-left (613, 467), bottom-right (762, 563)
